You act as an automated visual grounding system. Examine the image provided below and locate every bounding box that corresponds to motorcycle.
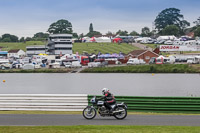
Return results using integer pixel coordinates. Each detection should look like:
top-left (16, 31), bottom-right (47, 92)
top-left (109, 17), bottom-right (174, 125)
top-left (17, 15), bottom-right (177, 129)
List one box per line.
top-left (83, 96), bottom-right (127, 120)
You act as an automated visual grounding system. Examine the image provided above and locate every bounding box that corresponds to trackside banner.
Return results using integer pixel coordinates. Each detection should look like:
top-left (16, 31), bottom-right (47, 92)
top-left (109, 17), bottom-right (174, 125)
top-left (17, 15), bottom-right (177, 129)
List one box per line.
top-left (159, 45), bottom-right (200, 51)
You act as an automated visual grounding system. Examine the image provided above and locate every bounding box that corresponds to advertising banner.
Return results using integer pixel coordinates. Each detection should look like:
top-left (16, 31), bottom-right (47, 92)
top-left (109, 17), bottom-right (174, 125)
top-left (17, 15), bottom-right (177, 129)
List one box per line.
top-left (159, 45), bottom-right (200, 51)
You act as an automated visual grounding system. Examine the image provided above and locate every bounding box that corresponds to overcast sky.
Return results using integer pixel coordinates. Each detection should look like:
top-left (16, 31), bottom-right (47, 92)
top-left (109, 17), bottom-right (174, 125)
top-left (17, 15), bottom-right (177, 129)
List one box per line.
top-left (0, 0), bottom-right (200, 38)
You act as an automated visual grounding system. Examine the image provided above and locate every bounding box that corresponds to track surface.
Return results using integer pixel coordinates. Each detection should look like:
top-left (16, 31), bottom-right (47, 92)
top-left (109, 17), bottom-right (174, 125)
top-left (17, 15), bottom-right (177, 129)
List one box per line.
top-left (0, 114), bottom-right (200, 126)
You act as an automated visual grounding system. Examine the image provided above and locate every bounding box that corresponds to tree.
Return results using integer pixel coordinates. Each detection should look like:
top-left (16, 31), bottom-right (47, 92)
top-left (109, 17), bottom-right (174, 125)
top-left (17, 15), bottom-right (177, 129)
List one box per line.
top-left (72, 33), bottom-right (78, 38)
top-left (194, 27), bottom-right (200, 37)
top-left (179, 20), bottom-right (190, 35)
top-left (162, 25), bottom-right (180, 36)
top-left (1, 34), bottom-right (18, 42)
top-left (86, 31), bottom-right (102, 38)
top-left (141, 27), bottom-right (151, 37)
top-left (116, 30), bottom-right (128, 36)
top-left (19, 37), bottom-right (25, 42)
top-left (193, 17), bottom-right (200, 26)
top-left (25, 37), bottom-right (32, 41)
top-left (33, 32), bottom-right (49, 38)
top-left (86, 23), bottom-right (102, 37)
top-left (89, 23), bottom-right (93, 32)
top-left (47, 19), bottom-right (73, 34)
top-left (154, 8), bottom-right (190, 33)
top-left (129, 31), bottom-right (139, 36)
top-left (32, 32), bottom-right (49, 41)
top-left (2, 37), bottom-right (11, 42)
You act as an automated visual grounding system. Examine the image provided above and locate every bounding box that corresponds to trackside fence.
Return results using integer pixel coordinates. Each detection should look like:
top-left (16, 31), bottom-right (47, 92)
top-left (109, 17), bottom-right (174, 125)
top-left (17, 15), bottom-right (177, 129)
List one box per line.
top-left (0, 94), bottom-right (88, 111)
top-left (88, 95), bottom-right (200, 113)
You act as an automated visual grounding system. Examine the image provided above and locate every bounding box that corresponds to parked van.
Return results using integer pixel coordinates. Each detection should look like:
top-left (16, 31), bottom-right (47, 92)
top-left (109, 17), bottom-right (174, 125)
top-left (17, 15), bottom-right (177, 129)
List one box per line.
top-left (187, 57), bottom-right (195, 64)
top-left (71, 61), bottom-right (82, 68)
top-left (187, 56), bottom-right (200, 64)
top-left (127, 58), bottom-right (145, 65)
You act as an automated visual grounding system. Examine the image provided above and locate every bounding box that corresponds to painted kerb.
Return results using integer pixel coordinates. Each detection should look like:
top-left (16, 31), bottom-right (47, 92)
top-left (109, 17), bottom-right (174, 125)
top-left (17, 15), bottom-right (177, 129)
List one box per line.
top-left (0, 94), bottom-right (88, 111)
top-left (88, 95), bottom-right (200, 113)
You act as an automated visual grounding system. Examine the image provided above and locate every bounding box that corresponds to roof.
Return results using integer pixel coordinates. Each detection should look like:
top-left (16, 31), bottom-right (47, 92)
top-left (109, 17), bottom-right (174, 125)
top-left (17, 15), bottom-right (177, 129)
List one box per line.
top-left (8, 49), bottom-right (21, 53)
top-left (128, 50), bottom-right (159, 57)
top-left (128, 50), bottom-right (147, 56)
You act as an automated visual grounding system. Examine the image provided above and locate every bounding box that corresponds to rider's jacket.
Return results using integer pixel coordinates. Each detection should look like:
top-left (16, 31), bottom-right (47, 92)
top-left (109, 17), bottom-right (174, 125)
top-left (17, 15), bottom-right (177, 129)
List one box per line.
top-left (101, 91), bottom-right (116, 103)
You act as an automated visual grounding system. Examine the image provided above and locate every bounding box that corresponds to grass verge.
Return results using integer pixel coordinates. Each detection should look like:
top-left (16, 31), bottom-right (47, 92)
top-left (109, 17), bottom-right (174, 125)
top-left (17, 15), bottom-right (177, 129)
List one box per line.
top-left (0, 125), bottom-right (200, 133)
top-left (81, 64), bottom-right (200, 73)
top-left (0, 68), bottom-right (73, 73)
top-left (0, 111), bottom-right (200, 116)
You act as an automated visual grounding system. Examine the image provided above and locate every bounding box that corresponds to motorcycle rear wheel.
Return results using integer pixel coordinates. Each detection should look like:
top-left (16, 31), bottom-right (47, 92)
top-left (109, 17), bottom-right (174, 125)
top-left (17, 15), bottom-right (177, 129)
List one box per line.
top-left (83, 107), bottom-right (96, 120)
top-left (114, 107), bottom-right (127, 120)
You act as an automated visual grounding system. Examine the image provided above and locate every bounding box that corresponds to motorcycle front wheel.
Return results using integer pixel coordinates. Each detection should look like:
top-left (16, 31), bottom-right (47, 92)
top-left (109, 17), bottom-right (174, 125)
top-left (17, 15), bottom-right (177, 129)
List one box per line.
top-left (114, 107), bottom-right (127, 120)
top-left (82, 107), bottom-right (96, 120)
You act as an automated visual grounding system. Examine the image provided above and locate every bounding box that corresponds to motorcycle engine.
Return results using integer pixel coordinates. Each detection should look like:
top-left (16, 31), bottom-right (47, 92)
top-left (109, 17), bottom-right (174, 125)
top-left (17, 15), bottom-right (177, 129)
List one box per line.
top-left (99, 106), bottom-right (107, 112)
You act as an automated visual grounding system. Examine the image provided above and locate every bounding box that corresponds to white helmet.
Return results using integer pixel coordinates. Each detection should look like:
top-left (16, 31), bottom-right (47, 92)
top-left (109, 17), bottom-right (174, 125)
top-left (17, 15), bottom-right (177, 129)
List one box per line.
top-left (102, 88), bottom-right (109, 95)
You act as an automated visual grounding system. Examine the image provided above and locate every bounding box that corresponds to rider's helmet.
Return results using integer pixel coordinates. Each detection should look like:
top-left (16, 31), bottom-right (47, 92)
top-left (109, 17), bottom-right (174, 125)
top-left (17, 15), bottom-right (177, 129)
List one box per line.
top-left (102, 88), bottom-right (109, 95)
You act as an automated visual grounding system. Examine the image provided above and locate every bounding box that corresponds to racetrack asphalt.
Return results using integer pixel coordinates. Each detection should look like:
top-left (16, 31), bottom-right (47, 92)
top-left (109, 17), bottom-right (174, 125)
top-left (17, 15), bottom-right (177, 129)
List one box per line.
top-left (0, 114), bottom-right (200, 126)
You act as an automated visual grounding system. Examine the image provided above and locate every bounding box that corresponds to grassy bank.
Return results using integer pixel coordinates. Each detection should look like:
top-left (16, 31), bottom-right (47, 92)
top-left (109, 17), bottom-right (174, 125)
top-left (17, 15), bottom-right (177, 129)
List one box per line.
top-left (73, 43), bottom-right (140, 54)
top-left (0, 125), bottom-right (200, 133)
top-left (0, 41), bottom-right (46, 51)
top-left (0, 42), bottom-right (140, 54)
top-left (0, 68), bottom-right (72, 73)
top-left (81, 64), bottom-right (200, 73)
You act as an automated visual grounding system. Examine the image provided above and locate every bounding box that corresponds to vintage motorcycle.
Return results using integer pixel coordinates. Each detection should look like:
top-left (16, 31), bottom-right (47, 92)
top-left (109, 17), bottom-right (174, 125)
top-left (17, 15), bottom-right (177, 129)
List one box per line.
top-left (83, 96), bottom-right (127, 120)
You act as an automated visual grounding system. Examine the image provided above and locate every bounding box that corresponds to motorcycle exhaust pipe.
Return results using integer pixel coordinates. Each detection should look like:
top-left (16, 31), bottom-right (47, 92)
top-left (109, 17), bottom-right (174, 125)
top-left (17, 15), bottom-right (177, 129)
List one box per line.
top-left (113, 109), bottom-right (124, 113)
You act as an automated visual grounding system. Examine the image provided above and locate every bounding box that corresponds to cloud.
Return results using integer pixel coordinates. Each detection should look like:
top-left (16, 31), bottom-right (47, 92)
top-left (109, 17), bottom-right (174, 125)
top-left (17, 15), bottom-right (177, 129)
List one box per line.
top-left (0, 0), bottom-right (200, 37)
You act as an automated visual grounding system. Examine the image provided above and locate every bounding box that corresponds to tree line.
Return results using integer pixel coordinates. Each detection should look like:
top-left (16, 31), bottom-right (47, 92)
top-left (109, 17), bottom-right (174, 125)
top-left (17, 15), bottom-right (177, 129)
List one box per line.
top-left (1, 8), bottom-right (200, 43)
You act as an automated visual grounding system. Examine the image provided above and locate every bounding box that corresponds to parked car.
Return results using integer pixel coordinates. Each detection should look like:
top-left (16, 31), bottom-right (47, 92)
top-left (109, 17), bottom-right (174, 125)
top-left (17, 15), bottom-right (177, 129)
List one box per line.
top-left (23, 64), bottom-right (35, 70)
top-left (52, 62), bottom-right (61, 68)
top-left (164, 40), bottom-right (173, 45)
top-left (88, 62), bottom-right (101, 68)
top-left (65, 62), bottom-right (72, 68)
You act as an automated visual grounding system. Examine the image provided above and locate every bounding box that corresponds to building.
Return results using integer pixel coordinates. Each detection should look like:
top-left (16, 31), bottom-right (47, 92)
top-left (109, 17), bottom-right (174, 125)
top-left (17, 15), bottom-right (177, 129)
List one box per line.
top-left (8, 49), bottom-right (26, 58)
top-left (127, 50), bottom-right (159, 63)
top-left (0, 51), bottom-right (8, 57)
top-left (26, 45), bottom-right (46, 56)
top-left (26, 34), bottom-right (73, 56)
top-left (47, 34), bottom-right (72, 55)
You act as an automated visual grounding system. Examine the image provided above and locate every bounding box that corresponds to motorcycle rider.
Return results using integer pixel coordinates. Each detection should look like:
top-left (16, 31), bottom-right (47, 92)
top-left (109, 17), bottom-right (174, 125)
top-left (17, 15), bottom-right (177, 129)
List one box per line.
top-left (100, 88), bottom-right (116, 113)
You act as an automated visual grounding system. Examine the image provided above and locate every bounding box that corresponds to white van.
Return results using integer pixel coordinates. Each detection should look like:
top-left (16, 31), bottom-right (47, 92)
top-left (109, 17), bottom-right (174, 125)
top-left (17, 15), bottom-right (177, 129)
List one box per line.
top-left (187, 57), bottom-right (195, 64)
top-left (71, 61), bottom-right (82, 68)
top-left (187, 56), bottom-right (200, 64)
top-left (127, 58), bottom-right (145, 65)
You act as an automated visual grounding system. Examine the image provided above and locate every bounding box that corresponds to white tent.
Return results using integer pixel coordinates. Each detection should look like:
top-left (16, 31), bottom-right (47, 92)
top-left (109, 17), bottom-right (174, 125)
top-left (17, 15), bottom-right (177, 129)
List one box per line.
top-left (82, 37), bottom-right (92, 42)
top-left (134, 37), bottom-right (151, 43)
top-left (95, 37), bottom-right (111, 43)
top-left (157, 36), bottom-right (176, 41)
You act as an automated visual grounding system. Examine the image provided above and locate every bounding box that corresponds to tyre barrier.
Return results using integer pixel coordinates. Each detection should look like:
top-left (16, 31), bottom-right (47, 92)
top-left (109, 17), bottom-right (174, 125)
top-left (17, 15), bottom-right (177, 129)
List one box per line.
top-left (88, 95), bottom-right (200, 113)
top-left (0, 94), bottom-right (88, 111)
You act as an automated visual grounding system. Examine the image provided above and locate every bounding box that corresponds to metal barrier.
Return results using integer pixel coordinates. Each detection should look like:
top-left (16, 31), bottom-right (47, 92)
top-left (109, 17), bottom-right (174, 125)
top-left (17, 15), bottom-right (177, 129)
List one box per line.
top-left (88, 95), bottom-right (200, 113)
top-left (0, 94), bottom-right (88, 111)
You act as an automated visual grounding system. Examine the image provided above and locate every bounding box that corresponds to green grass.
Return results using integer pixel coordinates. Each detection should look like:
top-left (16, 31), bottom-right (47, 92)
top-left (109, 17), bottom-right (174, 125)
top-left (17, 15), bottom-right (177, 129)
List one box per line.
top-left (82, 64), bottom-right (200, 73)
top-left (0, 41), bottom-right (46, 51)
top-left (0, 42), bottom-right (140, 54)
top-left (143, 43), bottom-right (160, 49)
top-left (0, 125), bottom-right (200, 133)
top-left (73, 43), bottom-right (140, 54)
top-left (1, 111), bottom-right (200, 116)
